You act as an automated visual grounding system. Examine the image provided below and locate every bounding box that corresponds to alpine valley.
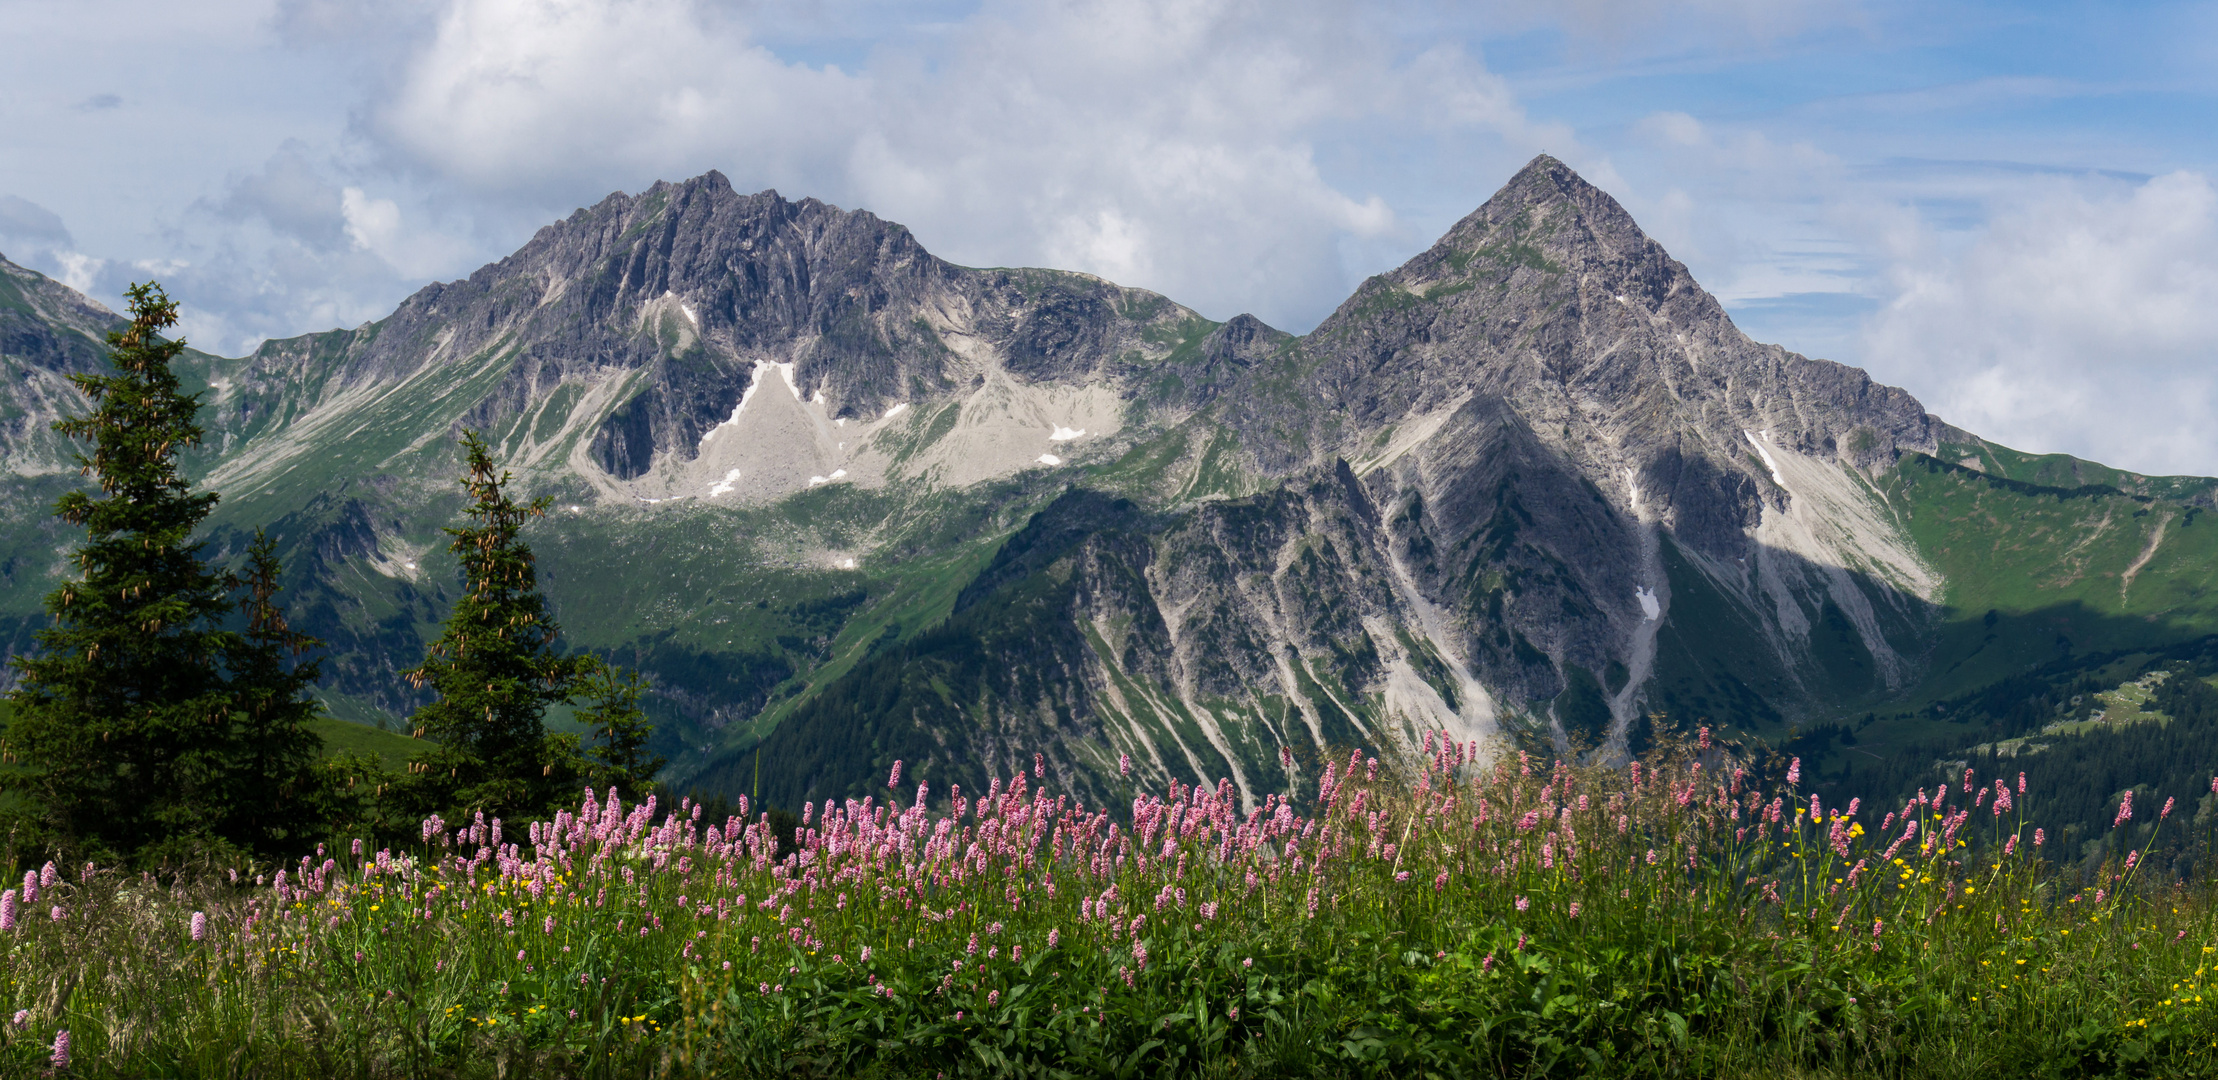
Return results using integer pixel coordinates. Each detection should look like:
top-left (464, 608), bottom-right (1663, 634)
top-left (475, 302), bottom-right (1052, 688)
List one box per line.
top-left (8, 156), bottom-right (2218, 814)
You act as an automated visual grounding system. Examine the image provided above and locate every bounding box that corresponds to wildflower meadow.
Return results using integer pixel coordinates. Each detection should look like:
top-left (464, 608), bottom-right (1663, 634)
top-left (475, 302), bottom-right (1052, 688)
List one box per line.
top-left (3, 733), bottom-right (2216, 1078)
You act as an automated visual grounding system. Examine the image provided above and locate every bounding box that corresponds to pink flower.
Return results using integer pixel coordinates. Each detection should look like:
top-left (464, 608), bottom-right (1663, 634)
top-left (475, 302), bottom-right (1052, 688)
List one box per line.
top-left (1514, 896), bottom-right (1529, 911)
top-left (1698, 726), bottom-right (1711, 750)
top-left (49, 906), bottom-right (64, 922)
top-left (1568, 903), bottom-right (1581, 919)
top-left (888, 760), bottom-right (903, 788)
top-left (2034, 828), bottom-right (2045, 847)
top-left (2115, 792), bottom-right (2134, 828)
top-left (190, 912), bottom-right (207, 941)
top-left (2162, 797), bottom-right (2176, 820)
top-left (988, 990), bottom-right (1000, 1006)
top-left (1119, 754), bottom-right (1132, 777)
top-left (50, 1029), bottom-right (69, 1069)
top-left (0, 891), bottom-right (15, 933)
top-left (7, 1010), bottom-right (25, 1031)
top-left (1786, 758), bottom-right (1801, 786)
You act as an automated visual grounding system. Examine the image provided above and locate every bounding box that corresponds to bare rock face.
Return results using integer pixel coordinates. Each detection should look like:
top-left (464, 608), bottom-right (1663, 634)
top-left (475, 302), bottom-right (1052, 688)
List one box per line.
top-left (4, 157), bottom-right (2172, 806)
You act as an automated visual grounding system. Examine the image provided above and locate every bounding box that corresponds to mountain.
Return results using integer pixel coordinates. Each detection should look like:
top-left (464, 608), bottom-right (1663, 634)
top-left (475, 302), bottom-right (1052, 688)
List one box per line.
top-left (7, 156), bottom-right (2218, 812)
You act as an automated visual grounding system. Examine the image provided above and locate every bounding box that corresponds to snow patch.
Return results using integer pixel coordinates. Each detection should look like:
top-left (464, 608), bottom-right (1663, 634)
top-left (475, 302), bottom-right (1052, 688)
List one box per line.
top-left (1635, 586), bottom-right (1660, 620)
top-left (883, 403), bottom-right (909, 420)
top-left (839, 557), bottom-right (858, 570)
top-left (707, 468), bottom-right (742, 497)
top-left (1037, 453), bottom-right (1063, 466)
top-left (806, 468), bottom-right (849, 487)
top-left (1744, 430), bottom-right (1787, 489)
top-left (1049, 426), bottom-right (1085, 441)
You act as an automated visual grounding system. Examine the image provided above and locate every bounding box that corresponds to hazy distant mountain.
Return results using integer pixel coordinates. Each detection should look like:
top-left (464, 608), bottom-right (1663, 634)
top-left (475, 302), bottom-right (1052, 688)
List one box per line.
top-left (7, 156), bottom-right (2218, 810)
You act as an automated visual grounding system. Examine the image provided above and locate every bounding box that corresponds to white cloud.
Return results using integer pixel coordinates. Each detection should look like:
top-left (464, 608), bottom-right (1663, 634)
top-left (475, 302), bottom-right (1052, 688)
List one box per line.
top-left (1862, 171), bottom-right (2218, 476)
top-left (376, 0), bottom-right (866, 195)
top-left (0, 194), bottom-right (106, 296)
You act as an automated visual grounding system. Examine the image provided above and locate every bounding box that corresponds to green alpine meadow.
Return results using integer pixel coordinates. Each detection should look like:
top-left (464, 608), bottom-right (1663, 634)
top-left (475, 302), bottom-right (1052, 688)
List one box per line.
top-left (3, 156), bottom-right (2218, 1075)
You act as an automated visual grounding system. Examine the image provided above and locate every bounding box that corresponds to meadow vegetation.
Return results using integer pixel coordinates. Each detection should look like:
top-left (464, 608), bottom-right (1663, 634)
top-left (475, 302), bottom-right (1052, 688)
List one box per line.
top-left (3, 737), bottom-right (2215, 1077)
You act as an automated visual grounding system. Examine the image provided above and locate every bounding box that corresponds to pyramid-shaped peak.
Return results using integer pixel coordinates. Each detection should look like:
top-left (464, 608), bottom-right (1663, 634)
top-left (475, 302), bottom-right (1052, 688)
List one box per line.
top-left (1445, 154), bottom-right (1649, 251)
top-left (1356, 153), bottom-right (1672, 298)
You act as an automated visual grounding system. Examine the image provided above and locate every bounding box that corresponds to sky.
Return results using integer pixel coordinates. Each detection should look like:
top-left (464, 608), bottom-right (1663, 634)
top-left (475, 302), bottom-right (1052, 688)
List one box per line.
top-left (3, 0), bottom-right (2216, 475)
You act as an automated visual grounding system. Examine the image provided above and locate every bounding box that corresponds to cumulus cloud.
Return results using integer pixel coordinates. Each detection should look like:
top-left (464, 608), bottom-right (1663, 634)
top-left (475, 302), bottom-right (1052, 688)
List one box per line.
top-left (364, 0), bottom-right (1570, 330)
top-left (0, 195), bottom-right (107, 296)
top-left (1862, 171), bottom-right (2218, 476)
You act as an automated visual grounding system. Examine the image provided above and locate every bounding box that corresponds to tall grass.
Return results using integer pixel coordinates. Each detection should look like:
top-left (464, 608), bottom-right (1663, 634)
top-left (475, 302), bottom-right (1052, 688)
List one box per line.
top-left (3, 735), bottom-right (2216, 1077)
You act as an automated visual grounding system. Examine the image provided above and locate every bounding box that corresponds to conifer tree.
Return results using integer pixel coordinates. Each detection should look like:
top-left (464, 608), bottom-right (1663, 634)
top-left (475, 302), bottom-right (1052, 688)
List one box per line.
top-left (215, 530), bottom-right (328, 853)
top-left (573, 663), bottom-right (665, 802)
top-left (6, 284), bottom-right (238, 860)
top-left (397, 431), bottom-right (589, 820)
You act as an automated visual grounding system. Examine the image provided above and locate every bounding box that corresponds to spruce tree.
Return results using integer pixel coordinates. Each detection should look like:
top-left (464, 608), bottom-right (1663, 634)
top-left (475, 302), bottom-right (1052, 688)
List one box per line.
top-left (6, 284), bottom-right (237, 861)
top-left (573, 663), bottom-right (665, 801)
top-left (397, 431), bottom-right (588, 820)
top-left (215, 530), bottom-right (328, 854)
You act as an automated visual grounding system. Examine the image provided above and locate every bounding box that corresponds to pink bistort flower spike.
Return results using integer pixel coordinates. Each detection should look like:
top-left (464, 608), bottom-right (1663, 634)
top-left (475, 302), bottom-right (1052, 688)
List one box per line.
top-left (2115, 791), bottom-right (2134, 828)
top-left (2034, 828), bottom-right (2045, 847)
top-left (888, 760), bottom-right (903, 789)
top-left (0, 890), bottom-right (14, 933)
top-left (1119, 753), bottom-right (1132, 778)
top-left (190, 912), bottom-right (207, 941)
top-left (7, 1010), bottom-right (25, 1031)
top-left (2162, 797), bottom-right (2175, 820)
top-left (50, 1029), bottom-right (68, 1069)
top-left (1786, 759), bottom-right (1801, 786)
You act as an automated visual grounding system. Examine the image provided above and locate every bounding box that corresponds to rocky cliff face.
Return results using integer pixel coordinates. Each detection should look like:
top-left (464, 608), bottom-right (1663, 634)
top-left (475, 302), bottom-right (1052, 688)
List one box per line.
top-left (5, 157), bottom-right (2209, 808)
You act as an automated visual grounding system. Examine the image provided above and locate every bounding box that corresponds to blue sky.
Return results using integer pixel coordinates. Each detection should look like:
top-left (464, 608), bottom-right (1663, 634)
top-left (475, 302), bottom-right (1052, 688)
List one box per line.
top-left (3, 0), bottom-right (2215, 473)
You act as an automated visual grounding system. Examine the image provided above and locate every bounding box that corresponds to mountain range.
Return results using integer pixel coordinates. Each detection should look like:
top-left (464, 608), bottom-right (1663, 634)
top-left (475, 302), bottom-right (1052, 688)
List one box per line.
top-left (7, 155), bottom-right (2218, 813)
